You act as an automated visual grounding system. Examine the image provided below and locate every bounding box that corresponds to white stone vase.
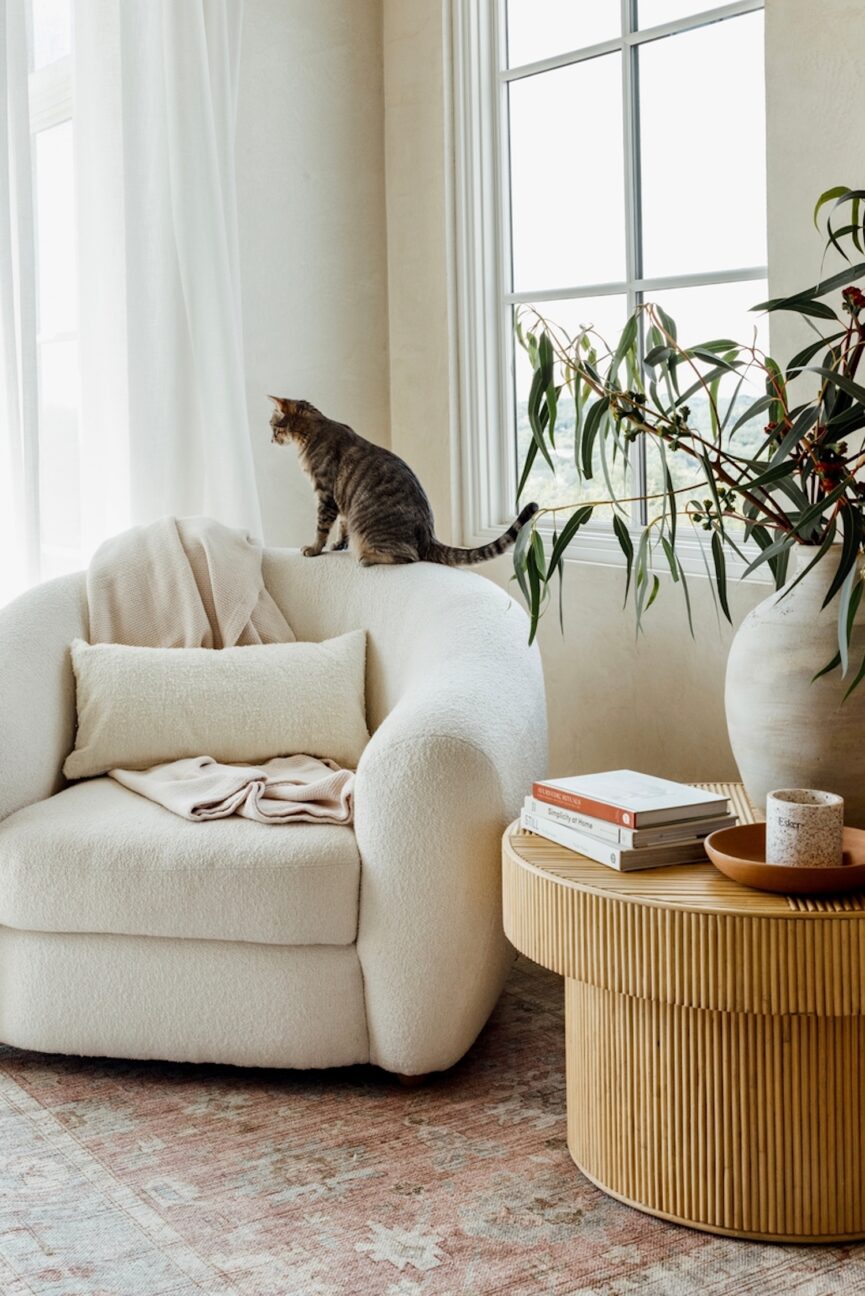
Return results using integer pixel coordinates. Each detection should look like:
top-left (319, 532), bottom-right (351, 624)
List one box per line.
top-left (725, 543), bottom-right (865, 827)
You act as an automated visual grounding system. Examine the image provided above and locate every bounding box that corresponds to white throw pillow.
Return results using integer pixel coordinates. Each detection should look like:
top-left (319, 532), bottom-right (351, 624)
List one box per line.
top-left (63, 632), bottom-right (369, 780)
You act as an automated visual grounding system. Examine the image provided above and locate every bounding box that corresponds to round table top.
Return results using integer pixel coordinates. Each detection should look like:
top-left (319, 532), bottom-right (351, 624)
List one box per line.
top-left (504, 783), bottom-right (865, 1016)
top-left (505, 782), bottom-right (865, 921)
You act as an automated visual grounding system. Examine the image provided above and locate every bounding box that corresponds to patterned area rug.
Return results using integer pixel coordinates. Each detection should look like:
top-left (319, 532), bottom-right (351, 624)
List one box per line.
top-left (1, 957), bottom-right (864, 1296)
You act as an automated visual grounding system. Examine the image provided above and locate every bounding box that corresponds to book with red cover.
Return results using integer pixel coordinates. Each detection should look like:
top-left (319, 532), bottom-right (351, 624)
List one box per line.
top-left (532, 770), bottom-right (728, 828)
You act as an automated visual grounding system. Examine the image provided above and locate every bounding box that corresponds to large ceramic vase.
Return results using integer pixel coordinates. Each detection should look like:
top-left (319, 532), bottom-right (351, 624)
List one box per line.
top-left (725, 543), bottom-right (865, 826)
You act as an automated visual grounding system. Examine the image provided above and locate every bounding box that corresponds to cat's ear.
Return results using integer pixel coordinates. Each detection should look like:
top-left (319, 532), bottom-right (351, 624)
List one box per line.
top-left (268, 395), bottom-right (288, 411)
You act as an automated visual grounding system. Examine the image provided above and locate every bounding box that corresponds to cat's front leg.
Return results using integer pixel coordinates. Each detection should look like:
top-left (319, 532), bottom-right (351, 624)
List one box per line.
top-left (303, 494), bottom-right (339, 557)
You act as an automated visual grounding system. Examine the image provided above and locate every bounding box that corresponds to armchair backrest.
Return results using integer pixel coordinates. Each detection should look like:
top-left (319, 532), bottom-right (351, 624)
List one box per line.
top-left (262, 550), bottom-right (534, 732)
top-left (0, 551), bottom-right (541, 821)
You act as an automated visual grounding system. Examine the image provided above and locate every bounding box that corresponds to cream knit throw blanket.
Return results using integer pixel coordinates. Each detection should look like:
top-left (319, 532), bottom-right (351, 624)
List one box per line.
top-left (87, 515), bottom-right (293, 648)
top-left (84, 517), bottom-right (355, 824)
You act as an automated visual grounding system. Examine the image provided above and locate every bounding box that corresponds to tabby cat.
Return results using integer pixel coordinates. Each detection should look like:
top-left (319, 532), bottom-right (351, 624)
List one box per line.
top-left (269, 396), bottom-right (538, 567)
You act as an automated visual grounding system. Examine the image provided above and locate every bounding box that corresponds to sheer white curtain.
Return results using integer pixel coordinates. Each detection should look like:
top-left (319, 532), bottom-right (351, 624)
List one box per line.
top-left (74, 0), bottom-right (261, 551)
top-left (0, 0), bottom-right (40, 604)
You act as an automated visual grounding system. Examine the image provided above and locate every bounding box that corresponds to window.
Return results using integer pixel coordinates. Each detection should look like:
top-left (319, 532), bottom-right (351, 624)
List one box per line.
top-left (454, 0), bottom-right (767, 568)
top-left (27, 0), bottom-right (80, 580)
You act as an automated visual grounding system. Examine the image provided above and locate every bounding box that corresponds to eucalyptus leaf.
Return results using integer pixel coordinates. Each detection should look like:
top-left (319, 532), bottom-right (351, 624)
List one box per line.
top-left (516, 437), bottom-right (539, 501)
top-left (752, 298), bottom-right (840, 321)
top-left (612, 513), bottom-right (634, 602)
top-left (805, 365), bottom-right (865, 407)
top-left (814, 185), bottom-right (852, 228)
top-left (527, 545), bottom-right (542, 645)
top-left (843, 647), bottom-right (865, 699)
top-left (711, 532), bottom-right (731, 622)
top-left (581, 397), bottom-right (610, 480)
top-left (836, 567), bottom-right (863, 676)
top-left (822, 503), bottom-right (863, 608)
top-left (729, 393), bottom-right (775, 437)
top-left (787, 330), bottom-right (847, 374)
top-left (754, 260), bottom-right (865, 307)
top-left (547, 505), bottom-right (593, 577)
top-left (609, 314), bottom-right (638, 382)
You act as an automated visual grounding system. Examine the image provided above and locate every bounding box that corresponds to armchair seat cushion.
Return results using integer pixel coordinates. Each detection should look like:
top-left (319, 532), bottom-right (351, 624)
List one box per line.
top-left (0, 778), bottom-right (359, 946)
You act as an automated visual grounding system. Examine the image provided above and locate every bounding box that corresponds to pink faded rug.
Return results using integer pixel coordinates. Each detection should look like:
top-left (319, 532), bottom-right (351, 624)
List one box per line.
top-left (1, 957), bottom-right (864, 1295)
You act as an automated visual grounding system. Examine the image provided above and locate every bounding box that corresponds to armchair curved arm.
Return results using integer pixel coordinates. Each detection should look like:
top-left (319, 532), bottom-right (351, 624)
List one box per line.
top-left (0, 575), bottom-right (88, 824)
top-left (354, 628), bottom-right (546, 1076)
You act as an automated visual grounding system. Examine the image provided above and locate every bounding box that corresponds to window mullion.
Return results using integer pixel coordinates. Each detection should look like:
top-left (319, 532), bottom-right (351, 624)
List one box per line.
top-left (621, 0), bottom-right (647, 526)
top-left (496, 0), bottom-right (518, 516)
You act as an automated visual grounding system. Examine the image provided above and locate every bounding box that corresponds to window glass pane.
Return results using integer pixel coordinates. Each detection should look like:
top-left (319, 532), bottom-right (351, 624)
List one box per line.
top-left (35, 120), bottom-right (76, 337)
top-left (30, 0), bottom-right (71, 69)
top-left (514, 295), bottom-right (631, 515)
top-left (38, 338), bottom-right (81, 575)
top-left (638, 0), bottom-right (717, 27)
top-left (507, 0), bottom-right (620, 66)
top-left (642, 279), bottom-right (769, 521)
top-left (639, 13), bottom-right (766, 278)
top-left (509, 56), bottom-right (625, 292)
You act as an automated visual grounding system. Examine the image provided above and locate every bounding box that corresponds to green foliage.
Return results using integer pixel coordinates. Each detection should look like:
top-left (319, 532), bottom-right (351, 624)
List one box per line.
top-left (513, 185), bottom-right (865, 694)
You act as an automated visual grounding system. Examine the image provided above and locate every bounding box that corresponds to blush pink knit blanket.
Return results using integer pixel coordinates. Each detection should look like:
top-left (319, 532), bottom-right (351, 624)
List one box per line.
top-left (112, 754), bottom-right (354, 825)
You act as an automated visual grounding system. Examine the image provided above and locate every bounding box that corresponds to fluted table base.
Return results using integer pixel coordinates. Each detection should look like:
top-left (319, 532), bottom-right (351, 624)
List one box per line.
top-left (565, 979), bottom-right (865, 1242)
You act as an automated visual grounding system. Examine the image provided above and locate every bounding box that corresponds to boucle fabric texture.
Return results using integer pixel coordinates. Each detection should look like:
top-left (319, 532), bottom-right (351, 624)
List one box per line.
top-left (86, 514), bottom-right (294, 648)
top-left (0, 928), bottom-right (368, 1067)
top-left (63, 631), bottom-right (369, 780)
top-left (112, 753), bottom-right (355, 823)
top-left (0, 551), bottom-right (547, 1075)
top-left (0, 777), bottom-right (360, 945)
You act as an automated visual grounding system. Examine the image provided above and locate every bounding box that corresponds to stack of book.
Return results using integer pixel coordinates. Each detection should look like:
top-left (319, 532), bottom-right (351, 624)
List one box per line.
top-left (521, 769), bottom-right (736, 872)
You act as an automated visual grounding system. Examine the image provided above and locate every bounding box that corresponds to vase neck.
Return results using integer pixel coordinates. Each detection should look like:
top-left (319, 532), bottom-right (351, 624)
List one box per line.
top-left (791, 542), bottom-right (842, 573)
top-left (785, 543), bottom-right (846, 599)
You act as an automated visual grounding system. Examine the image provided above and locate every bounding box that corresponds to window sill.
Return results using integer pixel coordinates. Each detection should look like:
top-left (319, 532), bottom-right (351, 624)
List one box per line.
top-left (469, 518), bottom-right (775, 583)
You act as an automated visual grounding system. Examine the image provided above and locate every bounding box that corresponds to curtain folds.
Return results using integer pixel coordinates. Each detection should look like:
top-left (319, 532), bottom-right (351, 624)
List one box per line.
top-left (0, 0), bottom-right (40, 604)
top-left (74, 0), bottom-right (261, 546)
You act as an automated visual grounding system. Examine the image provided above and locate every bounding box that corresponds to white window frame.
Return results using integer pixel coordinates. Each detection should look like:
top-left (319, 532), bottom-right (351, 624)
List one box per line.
top-left (452, 0), bottom-right (767, 576)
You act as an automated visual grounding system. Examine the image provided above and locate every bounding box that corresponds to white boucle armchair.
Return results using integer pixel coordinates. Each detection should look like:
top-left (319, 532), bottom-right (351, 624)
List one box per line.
top-left (0, 552), bottom-right (546, 1077)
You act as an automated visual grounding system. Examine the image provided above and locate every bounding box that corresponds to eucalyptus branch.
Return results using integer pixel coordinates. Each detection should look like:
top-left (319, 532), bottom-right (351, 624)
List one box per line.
top-left (523, 305), bottom-right (790, 485)
top-left (514, 194), bottom-right (865, 687)
top-left (534, 479), bottom-right (705, 517)
top-left (642, 304), bottom-right (724, 448)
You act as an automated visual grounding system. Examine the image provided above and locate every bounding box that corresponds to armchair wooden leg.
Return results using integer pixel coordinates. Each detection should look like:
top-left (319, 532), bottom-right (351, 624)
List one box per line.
top-left (394, 1072), bottom-right (429, 1088)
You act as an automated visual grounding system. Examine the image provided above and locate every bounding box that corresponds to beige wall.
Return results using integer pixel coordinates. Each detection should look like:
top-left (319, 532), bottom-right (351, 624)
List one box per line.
top-left (383, 1), bottom-right (458, 541)
top-left (237, 0), bottom-right (390, 549)
top-left (765, 0), bottom-right (865, 362)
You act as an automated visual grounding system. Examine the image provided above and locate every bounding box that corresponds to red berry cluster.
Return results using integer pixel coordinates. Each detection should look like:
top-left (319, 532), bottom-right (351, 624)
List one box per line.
top-left (842, 285), bottom-right (865, 313)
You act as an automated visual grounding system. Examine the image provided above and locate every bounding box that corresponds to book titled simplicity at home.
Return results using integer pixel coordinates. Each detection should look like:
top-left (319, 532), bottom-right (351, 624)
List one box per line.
top-left (523, 796), bottom-right (736, 849)
top-left (531, 769), bottom-right (728, 828)
top-left (520, 808), bottom-right (712, 871)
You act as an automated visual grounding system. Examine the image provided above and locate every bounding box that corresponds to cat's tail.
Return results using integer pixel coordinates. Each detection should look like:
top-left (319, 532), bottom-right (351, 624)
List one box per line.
top-left (427, 502), bottom-right (539, 566)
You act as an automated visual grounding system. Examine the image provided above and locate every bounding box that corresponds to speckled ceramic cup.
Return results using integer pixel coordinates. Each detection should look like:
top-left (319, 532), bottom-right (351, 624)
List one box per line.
top-left (765, 788), bottom-right (844, 868)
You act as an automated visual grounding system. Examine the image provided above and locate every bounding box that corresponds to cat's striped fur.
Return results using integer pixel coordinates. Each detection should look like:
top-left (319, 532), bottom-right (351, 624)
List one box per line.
top-left (269, 396), bottom-right (538, 567)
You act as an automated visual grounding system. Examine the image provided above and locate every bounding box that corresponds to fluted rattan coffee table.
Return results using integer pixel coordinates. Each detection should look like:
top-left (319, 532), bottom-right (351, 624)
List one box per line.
top-left (502, 782), bottom-right (865, 1242)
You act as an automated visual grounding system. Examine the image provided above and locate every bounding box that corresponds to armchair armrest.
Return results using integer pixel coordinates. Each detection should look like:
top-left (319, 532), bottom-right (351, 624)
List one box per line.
top-left (0, 574), bottom-right (88, 823)
top-left (354, 634), bottom-right (546, 1076)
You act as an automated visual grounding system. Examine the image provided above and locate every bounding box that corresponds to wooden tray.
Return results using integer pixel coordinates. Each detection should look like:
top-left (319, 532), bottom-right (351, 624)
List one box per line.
top-left (705, 822), bottom-right (865, 895)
